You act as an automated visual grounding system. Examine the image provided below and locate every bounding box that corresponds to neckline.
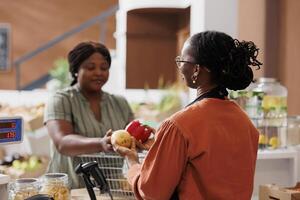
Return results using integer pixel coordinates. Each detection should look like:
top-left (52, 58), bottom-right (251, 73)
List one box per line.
top-left (73, 84), bottom-right (107, 103)
top-left (186, 86), bottom-right (228, 107)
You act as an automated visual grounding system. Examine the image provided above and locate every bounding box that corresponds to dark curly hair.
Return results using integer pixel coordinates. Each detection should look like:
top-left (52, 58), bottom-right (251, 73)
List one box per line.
top-left (189, 31), bottom-right (262, 90)
top-left (68, 41), bottom-right (111, 86)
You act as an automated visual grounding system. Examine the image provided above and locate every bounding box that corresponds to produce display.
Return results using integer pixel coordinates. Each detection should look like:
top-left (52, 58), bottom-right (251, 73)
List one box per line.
top-left (130, 84), bottom-right (185, 124)
top-left (111, 130), bottom-right (132, 148)
top-left (12, 156), bottom-right (41, 172)
top-left (126, 120), bottom-right (152, 143)
top-left (0, 153), bottom-right (48, 179)
top-left (258, 134), bottom-right (280, 149)
top-left (0, 103), bottom-right (45, 131)
top-left (0, 153), bottom-right (23, 166)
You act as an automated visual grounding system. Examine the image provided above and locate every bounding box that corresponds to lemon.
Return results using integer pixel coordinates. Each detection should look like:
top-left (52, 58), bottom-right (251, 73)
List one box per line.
top-left (258, 134), bottom-right (268, 144)
top-left (269, 136), bottom-right (279, 149)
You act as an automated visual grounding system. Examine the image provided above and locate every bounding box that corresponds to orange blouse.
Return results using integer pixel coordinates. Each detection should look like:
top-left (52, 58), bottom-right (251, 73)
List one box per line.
top-left (127, 99), bottom-right (259, 200)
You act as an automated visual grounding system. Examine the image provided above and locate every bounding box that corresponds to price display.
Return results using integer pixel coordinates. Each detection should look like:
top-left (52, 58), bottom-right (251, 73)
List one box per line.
top-left (0, 117), bottom-right (23, 144)
top-left (0, 122), bottom-right (16, 129)
top-left (0, 131), bottom-right (16, 139)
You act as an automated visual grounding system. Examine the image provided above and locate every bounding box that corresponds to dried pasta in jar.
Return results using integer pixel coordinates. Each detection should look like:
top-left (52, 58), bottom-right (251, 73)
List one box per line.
top-left (40, 173), bottom-right (70, 200)
top-left (9, 178), bottom-right (39, 200)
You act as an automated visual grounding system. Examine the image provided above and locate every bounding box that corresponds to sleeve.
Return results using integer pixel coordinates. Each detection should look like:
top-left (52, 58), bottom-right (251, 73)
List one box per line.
top-left (43, 91), bottom-right (73, 124)
top-left (127, 120), bottom-right (188, 200)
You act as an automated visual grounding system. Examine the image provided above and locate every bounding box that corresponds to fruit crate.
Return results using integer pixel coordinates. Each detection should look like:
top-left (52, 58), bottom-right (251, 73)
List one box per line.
top-left (77, 152), bottom-right (146, 200)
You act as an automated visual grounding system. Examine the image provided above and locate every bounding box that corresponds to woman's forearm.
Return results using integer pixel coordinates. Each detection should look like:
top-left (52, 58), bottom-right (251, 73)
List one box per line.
top-left (57, 134), bottom-right (102, 156)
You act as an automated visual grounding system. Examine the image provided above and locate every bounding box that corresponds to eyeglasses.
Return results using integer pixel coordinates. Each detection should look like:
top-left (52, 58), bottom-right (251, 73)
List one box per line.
top-left (175, 56), bottom-right (198, 68)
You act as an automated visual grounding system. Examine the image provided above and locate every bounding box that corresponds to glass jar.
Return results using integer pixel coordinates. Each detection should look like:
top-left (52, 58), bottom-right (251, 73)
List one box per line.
top-left (253, 77), bottom-right (287, 118)
top-left (287, 116), bottom-right (300, 146)
top-left (228, 81), bottom-right (262, 118)
top-left (251, 77), bottom-right (288, 150)
top-left (243, 81), bottom-right (263, 119)
top-left (40, 173), bottom-right (70, 200)
top-left (9, 178), bottom-right (39, 200)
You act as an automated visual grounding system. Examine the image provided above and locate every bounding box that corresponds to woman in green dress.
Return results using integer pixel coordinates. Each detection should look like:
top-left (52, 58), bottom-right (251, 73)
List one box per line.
top-left (44, 41), bottom-right (134, 188)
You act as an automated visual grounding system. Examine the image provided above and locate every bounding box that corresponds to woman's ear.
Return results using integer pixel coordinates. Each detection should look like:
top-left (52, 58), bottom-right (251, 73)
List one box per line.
top-left (193, 64), bottom-right (201, 75)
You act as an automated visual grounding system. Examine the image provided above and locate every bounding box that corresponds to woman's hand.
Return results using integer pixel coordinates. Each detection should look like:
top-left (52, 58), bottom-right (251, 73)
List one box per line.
top-left (112, 136), bottom-right (139, 167)
top-left (144, 125), bottom-right (156, 135)
top-left (99, 129), bottom-right (113, 152)
top-left (136, 125), bottom-right (156, 151)
top-left (136, 138), bottom-right (155, 151)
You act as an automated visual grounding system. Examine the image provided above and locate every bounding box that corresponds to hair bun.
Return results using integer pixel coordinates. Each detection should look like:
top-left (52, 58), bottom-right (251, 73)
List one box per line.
top-left (220, 39), bottom-right (262, 90)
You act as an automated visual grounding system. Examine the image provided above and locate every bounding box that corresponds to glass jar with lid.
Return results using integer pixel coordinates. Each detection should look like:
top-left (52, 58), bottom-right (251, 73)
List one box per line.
top-left (251, 77), bottom-right (288, 149)
top-left (252, 77), bottom-right (287, 118)
top-left (40, 173), bottom-right (70, 200)
top-left (9, 178), bottom-right (39, 200)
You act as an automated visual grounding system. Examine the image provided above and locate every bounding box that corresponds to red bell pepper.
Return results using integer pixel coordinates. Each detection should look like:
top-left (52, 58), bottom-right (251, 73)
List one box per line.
top-left (125, 120), bottom-right (152, 143)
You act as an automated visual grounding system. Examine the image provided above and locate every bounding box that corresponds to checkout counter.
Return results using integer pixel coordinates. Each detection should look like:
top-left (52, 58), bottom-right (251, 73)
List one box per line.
top-left (0, 116), bottom-right (131, 200)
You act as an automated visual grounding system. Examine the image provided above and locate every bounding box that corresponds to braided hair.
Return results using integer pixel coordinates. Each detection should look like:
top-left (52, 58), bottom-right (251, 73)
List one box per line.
top-left (189, 31), bottom-right (262, 90)
top-left (68, 41), bottom-right (111, 86)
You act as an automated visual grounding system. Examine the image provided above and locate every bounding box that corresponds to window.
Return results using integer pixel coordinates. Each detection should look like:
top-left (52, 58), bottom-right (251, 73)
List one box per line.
top-left (0, 24), bottom-right (11, 71)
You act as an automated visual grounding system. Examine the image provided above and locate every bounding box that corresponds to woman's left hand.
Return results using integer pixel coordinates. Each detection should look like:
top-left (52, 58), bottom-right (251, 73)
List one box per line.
top-left (112, 136), bottom-right (139, 166)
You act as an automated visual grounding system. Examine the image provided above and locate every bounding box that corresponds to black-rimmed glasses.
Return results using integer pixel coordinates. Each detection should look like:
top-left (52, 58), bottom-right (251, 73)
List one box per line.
top-left (175, 56), bottom-right (198, 68)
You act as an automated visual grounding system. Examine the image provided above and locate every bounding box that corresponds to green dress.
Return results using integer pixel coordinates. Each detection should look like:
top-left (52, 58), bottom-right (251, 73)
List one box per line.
top-left (44, 84), bottom-right (133, 188)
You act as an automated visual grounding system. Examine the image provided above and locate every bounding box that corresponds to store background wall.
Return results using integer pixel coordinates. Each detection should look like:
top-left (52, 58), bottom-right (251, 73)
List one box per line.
top-left (239, 0), bottom-right (300, 115)
top-left (278, 0), bottom-right (300, 116)
top-left (238, 0), bottom-right (265, 79)
top-left (0, 0), bottom-right (117, 89)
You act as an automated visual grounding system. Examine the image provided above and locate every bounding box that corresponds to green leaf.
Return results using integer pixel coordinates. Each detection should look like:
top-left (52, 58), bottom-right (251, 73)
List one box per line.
top-left (49, 58), bottom-right (71, 89)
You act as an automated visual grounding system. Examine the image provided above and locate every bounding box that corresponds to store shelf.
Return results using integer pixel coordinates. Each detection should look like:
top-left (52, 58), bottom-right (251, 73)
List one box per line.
top-left (258, 148), bottom-right (298, 160)
top-left (253, 147), bottom-right (300, 198)
top-left (258, 148), bottom-right (299, 185)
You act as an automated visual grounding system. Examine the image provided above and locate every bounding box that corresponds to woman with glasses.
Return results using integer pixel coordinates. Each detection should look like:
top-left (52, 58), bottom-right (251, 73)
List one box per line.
top-left (113, 31), bottom-right (262, 200)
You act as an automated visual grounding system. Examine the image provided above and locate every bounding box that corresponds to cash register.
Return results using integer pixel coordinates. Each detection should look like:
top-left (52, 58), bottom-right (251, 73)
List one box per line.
top-left (0, 116), bottom-right (23, 200)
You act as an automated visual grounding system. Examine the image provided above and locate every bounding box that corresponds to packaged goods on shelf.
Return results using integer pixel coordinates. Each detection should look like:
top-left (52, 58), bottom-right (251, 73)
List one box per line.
top-left (287, 116), bottom-right (300, 146)
top-left (8, 178), bottom-right (39, 200)
top-left (40, 173), bottom-right (70, 200)
top-left (259, 183), bottom-right (300, 200)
